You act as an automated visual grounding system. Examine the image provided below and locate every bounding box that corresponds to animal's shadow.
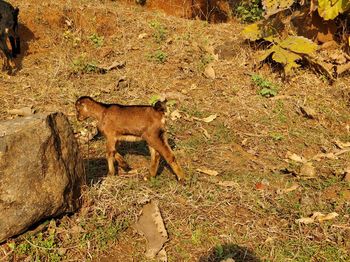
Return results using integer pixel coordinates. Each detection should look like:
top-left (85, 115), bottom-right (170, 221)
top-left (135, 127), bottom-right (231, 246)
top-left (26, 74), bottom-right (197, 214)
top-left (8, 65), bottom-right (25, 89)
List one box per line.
top-left (199, 243), bottom-right (260, 262)
top-left (11, 23), bottom-right (35, 73)
top-left (84, 138), bottom-right (176, 185)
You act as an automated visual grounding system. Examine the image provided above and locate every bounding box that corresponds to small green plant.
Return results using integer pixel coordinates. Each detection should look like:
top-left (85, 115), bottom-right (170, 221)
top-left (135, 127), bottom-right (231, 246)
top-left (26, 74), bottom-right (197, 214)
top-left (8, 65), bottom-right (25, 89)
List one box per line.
top-left (89, 33), bottom-right (104, 48)
top-left (191, 229), bottom-right (203, 245)
top-left (251, 74), bottom-right (278, 98)
top-left (270, 132), bottom-right (284, 141)
top-left (63, 30), bottom-right (81, 47)
top-left (149, 20), bottom-right (167, 43)
top-left (72, 55), bottom-right (99, 74)
top-left (148, 50), bottom-right (167, 63)
top-left (11, 222), bottom-right (63, 261)
top-left (235, 0), bottom-right (263, 23)
top-left (215, 244), bottom-right (224, 259)
top-left (198, 53), bottom-right (214, 71)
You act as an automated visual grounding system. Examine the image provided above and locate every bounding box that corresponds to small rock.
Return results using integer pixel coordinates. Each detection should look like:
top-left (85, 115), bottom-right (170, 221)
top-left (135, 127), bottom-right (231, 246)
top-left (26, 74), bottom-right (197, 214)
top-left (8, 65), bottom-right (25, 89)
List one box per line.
top-left (133, 201), bottom-right (168, 258)
top-left (204, 63), bottom-right (216, 79)
top-left (116, 76), bottom-right (130, 90)
top-left (138, 33), bottom-right (148, 39)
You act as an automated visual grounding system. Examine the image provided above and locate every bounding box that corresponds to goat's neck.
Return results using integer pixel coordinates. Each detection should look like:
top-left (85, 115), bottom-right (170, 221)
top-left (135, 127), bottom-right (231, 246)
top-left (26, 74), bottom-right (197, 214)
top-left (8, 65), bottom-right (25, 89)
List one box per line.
top-left (87, 102), bottom-right (105, 122)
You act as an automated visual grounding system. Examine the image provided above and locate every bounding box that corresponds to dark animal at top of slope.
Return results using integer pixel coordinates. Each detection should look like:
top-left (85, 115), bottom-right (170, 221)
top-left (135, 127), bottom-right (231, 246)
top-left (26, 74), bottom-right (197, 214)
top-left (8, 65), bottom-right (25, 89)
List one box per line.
top-left (0, 0), bottom-right (20, 71)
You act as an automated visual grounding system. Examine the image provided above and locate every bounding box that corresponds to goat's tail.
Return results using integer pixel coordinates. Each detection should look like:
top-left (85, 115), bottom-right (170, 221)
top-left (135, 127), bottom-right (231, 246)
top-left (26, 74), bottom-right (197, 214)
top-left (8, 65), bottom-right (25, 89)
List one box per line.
top-left (153, 100), bottom-right (167, 112)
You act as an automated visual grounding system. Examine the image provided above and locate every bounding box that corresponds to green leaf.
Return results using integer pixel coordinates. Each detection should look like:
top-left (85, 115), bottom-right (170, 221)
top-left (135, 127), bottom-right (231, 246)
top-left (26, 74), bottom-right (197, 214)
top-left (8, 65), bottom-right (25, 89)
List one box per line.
top-left (279, 36), bottom-right (318, 54)
top-left (318, 0), bottom-right (350, 20)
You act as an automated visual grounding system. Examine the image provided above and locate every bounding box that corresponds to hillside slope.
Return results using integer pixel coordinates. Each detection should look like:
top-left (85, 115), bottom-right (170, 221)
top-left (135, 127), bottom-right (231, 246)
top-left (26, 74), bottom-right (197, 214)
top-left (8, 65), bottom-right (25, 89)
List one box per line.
top-left (1, 0), bottom-right (350, 261)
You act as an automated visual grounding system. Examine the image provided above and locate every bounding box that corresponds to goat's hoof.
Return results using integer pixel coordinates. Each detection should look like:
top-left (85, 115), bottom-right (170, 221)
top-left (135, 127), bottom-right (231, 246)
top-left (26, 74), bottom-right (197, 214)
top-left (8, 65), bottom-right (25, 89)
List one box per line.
top-left (107, 172), bottom-right (115, 176)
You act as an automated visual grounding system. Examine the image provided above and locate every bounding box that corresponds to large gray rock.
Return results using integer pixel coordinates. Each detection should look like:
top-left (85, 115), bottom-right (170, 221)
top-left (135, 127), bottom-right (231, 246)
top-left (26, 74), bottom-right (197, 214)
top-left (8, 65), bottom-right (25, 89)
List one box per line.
top-left (0, 112), bottom-right (86, 243)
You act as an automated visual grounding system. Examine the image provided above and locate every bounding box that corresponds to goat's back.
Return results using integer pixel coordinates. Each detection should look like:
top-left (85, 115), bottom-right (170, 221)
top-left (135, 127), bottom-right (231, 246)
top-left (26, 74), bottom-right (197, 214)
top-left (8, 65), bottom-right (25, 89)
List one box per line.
top-left (101, 105), bottom-right (164, 136)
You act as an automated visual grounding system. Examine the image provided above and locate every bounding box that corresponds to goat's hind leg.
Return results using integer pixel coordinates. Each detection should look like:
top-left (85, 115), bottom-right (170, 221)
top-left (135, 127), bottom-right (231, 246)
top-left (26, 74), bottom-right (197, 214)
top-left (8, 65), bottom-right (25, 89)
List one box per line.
top-left (146, 132), bottom-right (185, 181)
top-left (114, 141), bottom-right (131, 172)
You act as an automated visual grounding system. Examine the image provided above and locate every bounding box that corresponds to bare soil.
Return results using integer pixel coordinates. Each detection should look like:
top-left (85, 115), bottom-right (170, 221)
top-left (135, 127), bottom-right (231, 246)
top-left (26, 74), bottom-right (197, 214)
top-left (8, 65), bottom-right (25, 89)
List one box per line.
top-left (1, 0), bottom-right (350, 261)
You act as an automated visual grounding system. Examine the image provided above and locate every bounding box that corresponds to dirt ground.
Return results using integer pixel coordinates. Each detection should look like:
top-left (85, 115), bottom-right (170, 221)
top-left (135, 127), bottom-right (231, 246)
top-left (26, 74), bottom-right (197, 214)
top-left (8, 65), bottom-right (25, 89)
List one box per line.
top-left (1, 0), bottom-right (350, 261)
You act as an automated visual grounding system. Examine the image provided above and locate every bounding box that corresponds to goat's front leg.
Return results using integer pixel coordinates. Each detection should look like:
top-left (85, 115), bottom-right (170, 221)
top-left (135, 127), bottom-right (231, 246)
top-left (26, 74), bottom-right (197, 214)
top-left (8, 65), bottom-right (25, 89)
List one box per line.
top-left (106, 138), bottom-right (116, 176)
top-left (149, 146), bottom-right (161, 178)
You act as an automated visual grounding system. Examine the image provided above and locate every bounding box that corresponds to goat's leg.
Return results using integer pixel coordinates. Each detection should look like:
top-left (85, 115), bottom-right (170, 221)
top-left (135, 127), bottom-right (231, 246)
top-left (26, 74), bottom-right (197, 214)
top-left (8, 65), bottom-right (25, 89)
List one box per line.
top-left (145, 133), bottom-right (185, 181)
top-left (114, 141), bottom-right (131, 171)
top-left (148, 146), bottom-right (161, 178)
top-left (106, 138), bottom-right (116, 176)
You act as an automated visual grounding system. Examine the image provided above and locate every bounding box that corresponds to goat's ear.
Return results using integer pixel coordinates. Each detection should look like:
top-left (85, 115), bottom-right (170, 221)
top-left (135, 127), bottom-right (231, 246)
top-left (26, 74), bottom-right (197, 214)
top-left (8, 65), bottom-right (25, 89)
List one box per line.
top-left (154, 100), bottom-right (167, 112)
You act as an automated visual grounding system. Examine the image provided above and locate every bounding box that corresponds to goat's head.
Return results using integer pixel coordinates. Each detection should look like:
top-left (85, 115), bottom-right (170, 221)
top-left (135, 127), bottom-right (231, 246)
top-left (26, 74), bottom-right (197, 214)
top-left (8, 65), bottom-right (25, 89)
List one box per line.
top-left (0, 6), bottom-right (20, 70)
top-left (75, 96), bottom-right (95, 121)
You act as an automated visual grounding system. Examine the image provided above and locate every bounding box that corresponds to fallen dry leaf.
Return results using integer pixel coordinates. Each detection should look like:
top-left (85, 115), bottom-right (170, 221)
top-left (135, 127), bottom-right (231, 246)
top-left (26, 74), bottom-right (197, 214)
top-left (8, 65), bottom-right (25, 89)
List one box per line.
top-left (255, 182), bottom-right (265, 190)
top-left (295, 217), bottom-right (315, 224)
top-left (285, 151), bottom-right (307, 163)
top-left (193, 114), bottom-right (217, 123)
top-left (133, 201), bottom-right (168, 258)
top-left (296, 211), bottom-right (339, 224)
top-left (94, 60), bottom-right (126, 74)
top-left (284, 184), bottom-right (299, 192)
top-left (196, 168), bottom-right (219, 176)
top-left (299, 162), bottom-right (317, 178)
top-left (170, 110), bottom-right (181, 121)
top-left (199, 127), bottom-right (211, 139)
top-left (317, 212), bottom-right (339, 222)
top-left (201, 114), bottom-right (217, 123)
top-left (278, 184), bottom-right (299, 194)
top-left (217, 181), bottom-right (239, 187)
top-left (300, 105), bottom-right (317, 119)
top-left (333, 139), bottom-right (350, 149)
top-left (203, 63), bottom-right (216, 79)
top-left (336, 62), bottom-right (350, 76)
top-left (8, 106), bottom-right (35, 116)
top-left (312, 152), bottom-right (338, 161)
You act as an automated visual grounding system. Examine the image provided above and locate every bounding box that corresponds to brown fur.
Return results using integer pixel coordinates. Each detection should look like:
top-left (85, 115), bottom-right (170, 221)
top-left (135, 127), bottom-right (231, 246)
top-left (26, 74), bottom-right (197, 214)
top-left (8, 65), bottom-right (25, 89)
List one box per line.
top-left (75, 96), bottom-right (185, 181)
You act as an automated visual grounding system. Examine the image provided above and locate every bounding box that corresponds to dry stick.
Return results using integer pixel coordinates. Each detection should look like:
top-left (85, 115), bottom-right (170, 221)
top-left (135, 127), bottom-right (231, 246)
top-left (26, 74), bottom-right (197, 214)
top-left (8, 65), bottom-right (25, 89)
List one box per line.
top-left (331, 224), bottom-right (350, 230)
top-left (0, 250), bottom-right (14, 262)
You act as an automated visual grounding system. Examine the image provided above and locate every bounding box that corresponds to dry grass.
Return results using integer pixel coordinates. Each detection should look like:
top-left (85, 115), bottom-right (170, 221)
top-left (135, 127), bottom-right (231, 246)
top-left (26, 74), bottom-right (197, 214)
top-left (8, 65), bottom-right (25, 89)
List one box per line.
top-left (1, 0), bottom-right (350, 261)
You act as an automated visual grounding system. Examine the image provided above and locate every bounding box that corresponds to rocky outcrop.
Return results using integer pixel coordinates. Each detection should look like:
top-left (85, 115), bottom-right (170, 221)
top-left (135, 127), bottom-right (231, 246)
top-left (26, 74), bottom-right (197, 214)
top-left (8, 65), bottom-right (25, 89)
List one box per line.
top-left (0, 113), bottom-right (86, 243)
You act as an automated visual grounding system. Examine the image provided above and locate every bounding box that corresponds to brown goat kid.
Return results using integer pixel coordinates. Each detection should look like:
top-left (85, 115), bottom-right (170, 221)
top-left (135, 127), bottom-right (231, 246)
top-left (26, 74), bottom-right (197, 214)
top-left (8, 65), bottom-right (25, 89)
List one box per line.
top-left (75, 96), bottom-right (185, 181)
